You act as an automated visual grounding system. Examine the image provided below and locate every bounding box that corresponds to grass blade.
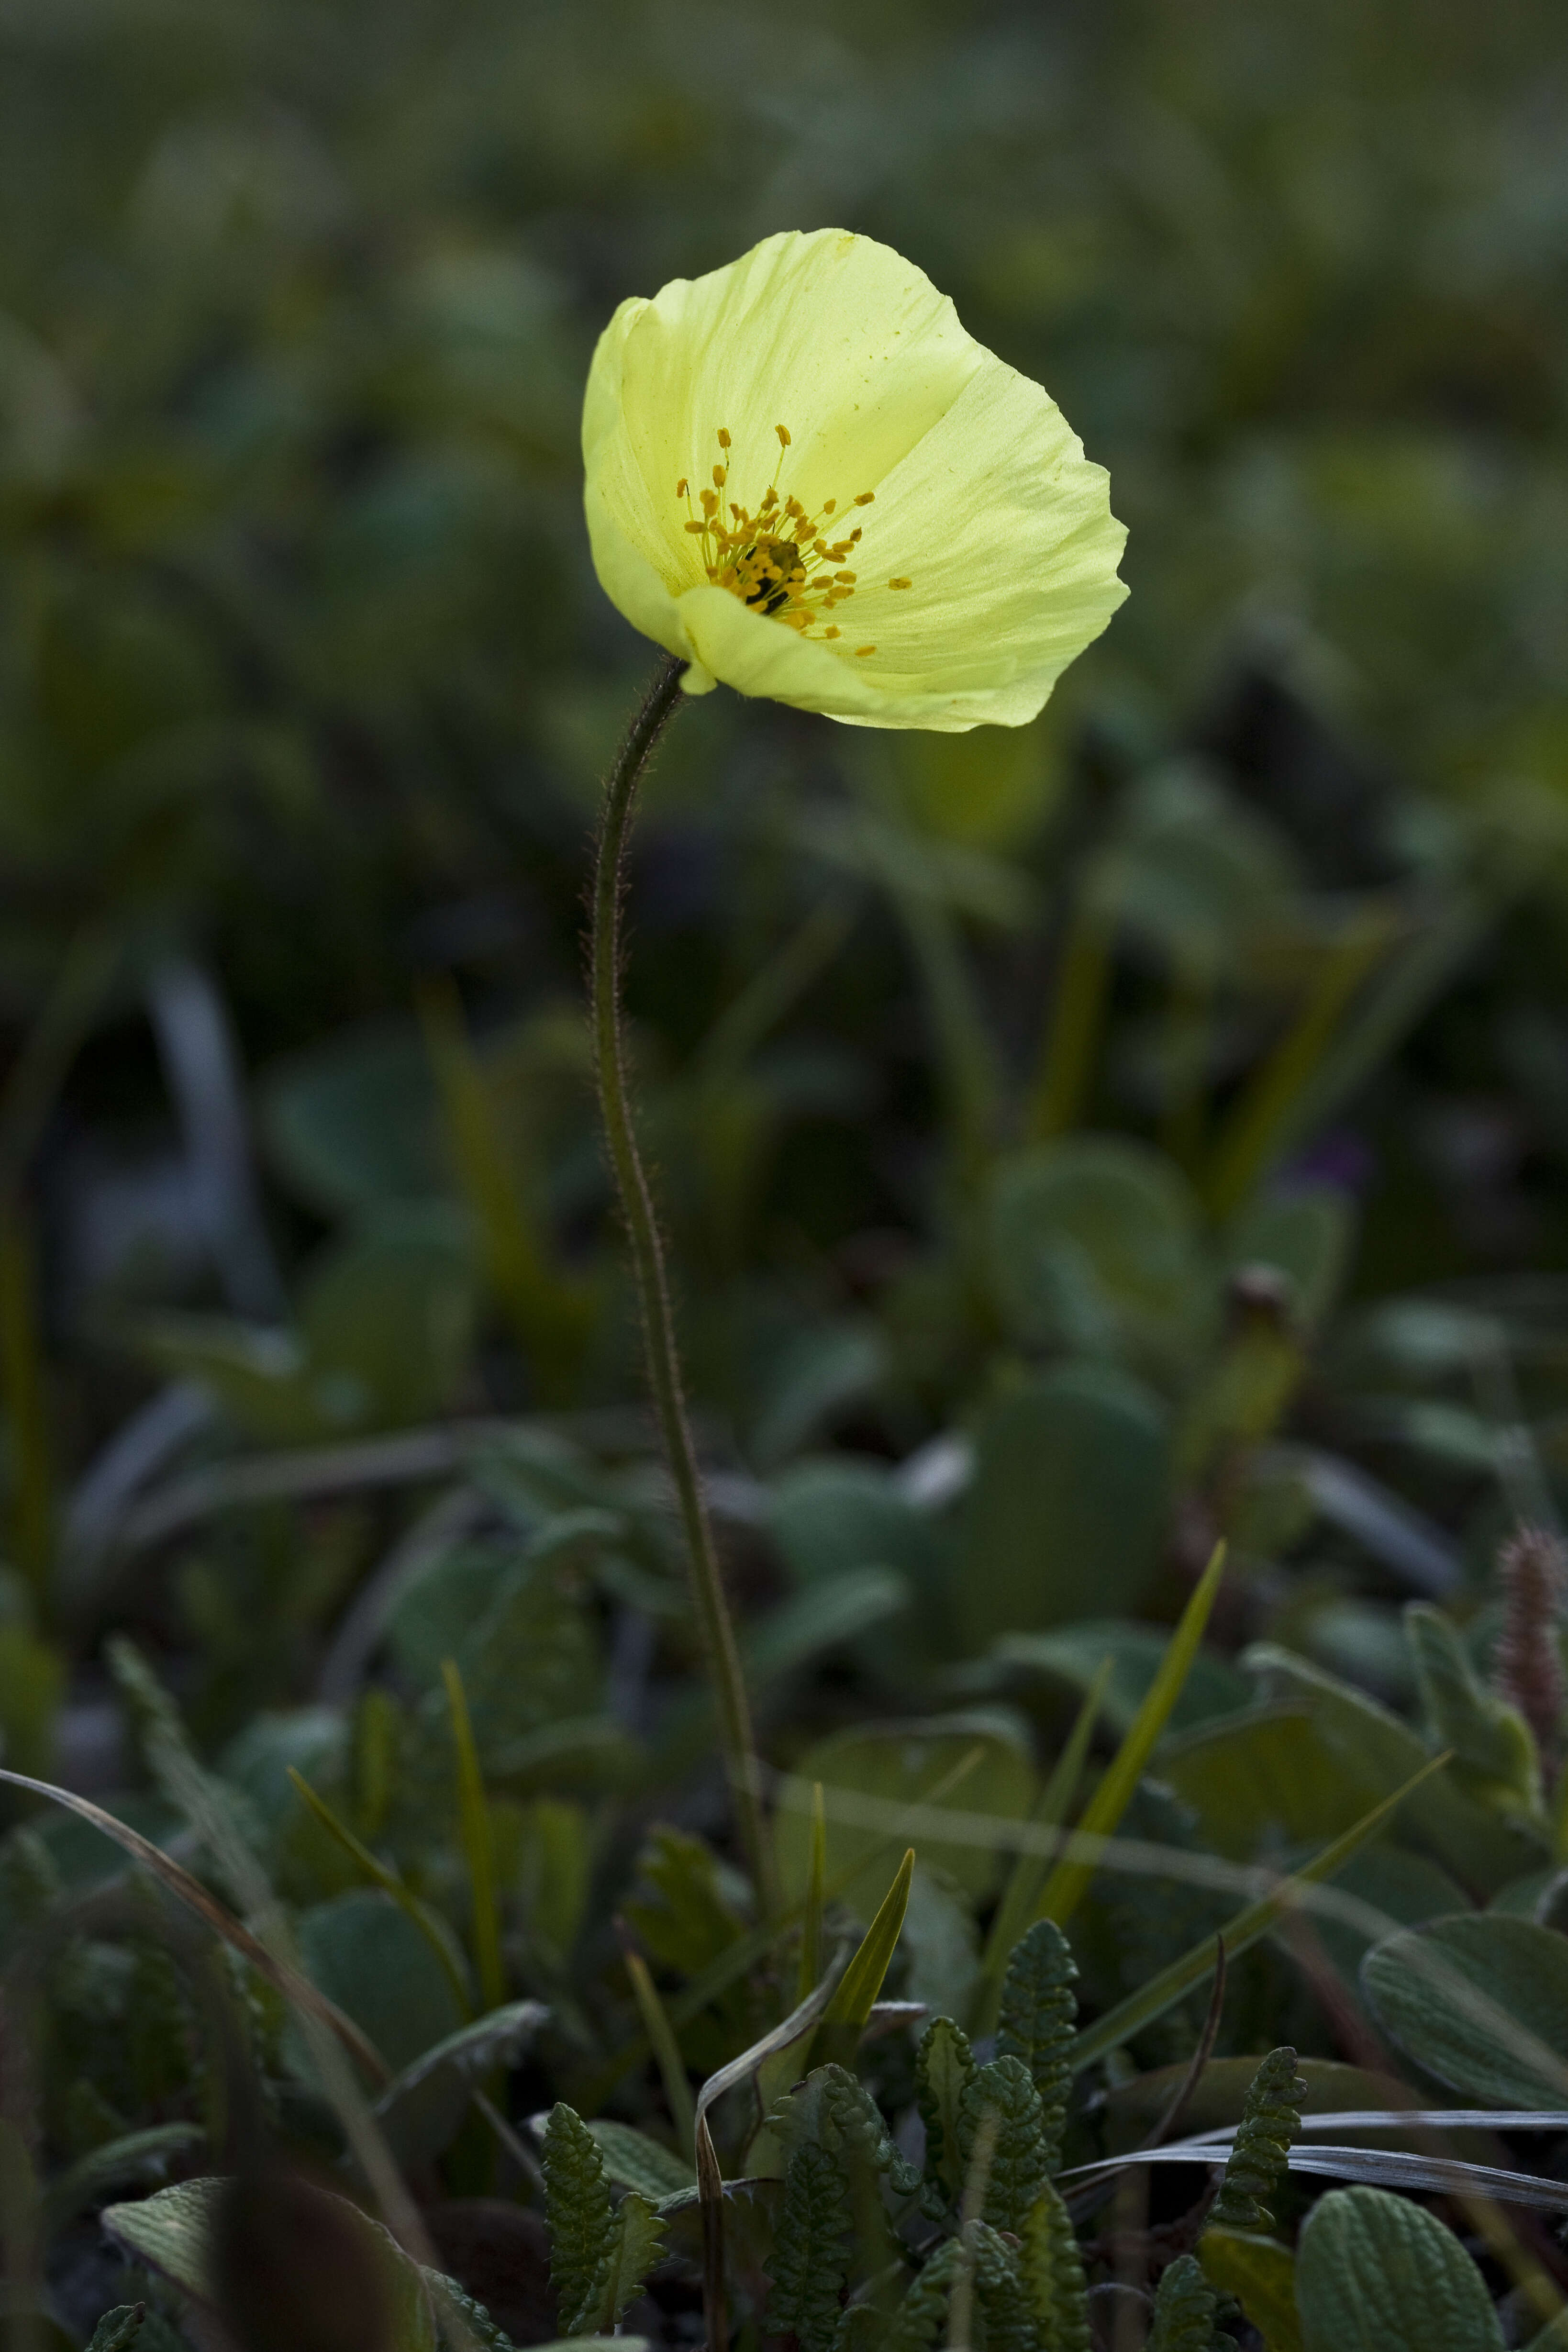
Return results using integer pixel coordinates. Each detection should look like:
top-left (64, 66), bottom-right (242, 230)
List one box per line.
top-left (287, 1766), bottom-right (473, 2018)
top-left (1068, 1756), bottom-right (1448, 2073)
top-left (812, 1847), bottom-right (914, 2067)
top-left (0, 1765), bottom-right (389, 2084)
top-left (443, 1658), bottom-right (506, 2012)
top-left (1037, 1546), bottom-right (1227, 1928)
top-left (975, 1659), bottom-right (1109, 2025)
top-left (618, 1923), bottom-right (698, 2162)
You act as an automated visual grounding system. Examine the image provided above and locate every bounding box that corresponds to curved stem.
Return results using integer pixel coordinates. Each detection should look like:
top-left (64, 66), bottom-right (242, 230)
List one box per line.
top-left (590, 655), bottom-right (776, 1913)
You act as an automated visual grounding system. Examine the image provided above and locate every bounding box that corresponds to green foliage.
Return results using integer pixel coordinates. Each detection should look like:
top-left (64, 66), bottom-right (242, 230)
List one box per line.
top-left (85, 2310), bottom-right (144, 2352)
top-left (1017, 2185), bottom-right (1091, 2352)
top-left (882, 2241), bottom-right (961, 2352)
top-left (915, 2018), bottom-right (974, 2207)
top-left (968, 2219), bottom-right (1036, 2352)
top-left (765, 2140), bottom-right (853, 2352)
top-left (542, 2104), bottom-right (617, 2337)
top-left (956, 2055), bottom-right (1049, 2236)
top-left (1208, 2046), bottom-right (1307, 2234)
top-left (995, 1920), bottom-right (1077, 2174)
top-left (1147, 2255), bottom-right (1224, 2352)
top-left (1360, 1915), bottom-right (1568, 2107)
top-left (956, 1364), bottom-right (1171, 1643)
top-left (1294, 2187), bottom-right (1506, 2352)
top-left (1405, 1603), bottom-right (1541, 1816)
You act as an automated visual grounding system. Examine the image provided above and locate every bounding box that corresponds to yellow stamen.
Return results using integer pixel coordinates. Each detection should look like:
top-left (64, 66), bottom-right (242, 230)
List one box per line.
top-left (889, 577), bottom-right (912, 589)
top-left (775, 424), bottom-right (791, 447)
top-left (824, 625), bottom-right (840, 639)
top-left (717, 428), bottom-right (732, 449)
top-left (712, 464), bottom-right (726, 487)
top-left (855, 645), bottom-right (876, 657)
top-left (854, 491), bottom-right (875, 506)
top-left (675, 478), bottom-right (688, 499)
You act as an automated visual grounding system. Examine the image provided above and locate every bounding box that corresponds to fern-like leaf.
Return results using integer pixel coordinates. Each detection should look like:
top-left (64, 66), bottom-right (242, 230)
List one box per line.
top-left (968, 2221), bottom-right (1035, 2352)
top-left (1018, 2183), bottom-right (1090, 2352)
top-left (766, 2140), bottom-right (853, 2352)
top-left (542, 2101), bottom-right (616, 2332)
top-left (1147, 2254), bottom-right (1223, 2352)
top-left (996, 1919), bottom-right (1078, 2174)
top-left (883, 2241), bottom-right (961, 2352)
top-left (915, 2017), bottom-right (974, 2208)
top-left (957, 2054), bottom-right (1049, 2234)
top-left (1207, 2046), bottom-right (1306, 2234)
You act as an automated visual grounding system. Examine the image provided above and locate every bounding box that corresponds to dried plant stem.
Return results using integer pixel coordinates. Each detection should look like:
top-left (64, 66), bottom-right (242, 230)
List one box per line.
top-left (590, 655), bottom-right (775, 1911)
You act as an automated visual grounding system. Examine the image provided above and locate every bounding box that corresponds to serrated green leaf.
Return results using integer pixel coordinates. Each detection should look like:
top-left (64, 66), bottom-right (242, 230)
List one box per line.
top-left (996, 1918), bottom-right (1077, 2173)
top-left (958, 2056), bottom-right (1049, 2234)
top-left (916, 2017), bottom-right (974, 2202)
top-left (84, 2308), bottom-right (144, 2352)
top-left (582, 2191), bottom-right (665, 2331)
top-left (1147, 2252), bottom-right (1220, 2352)
top-left (542, 2104), bottom-right (616, 2335)
top-left (1206, 2047), bottom-right (1306, 2234)
top-left (764, 2140), bottom-right (852, 2352)
top-left (1295, 2185), bottom-right (1504, 2352)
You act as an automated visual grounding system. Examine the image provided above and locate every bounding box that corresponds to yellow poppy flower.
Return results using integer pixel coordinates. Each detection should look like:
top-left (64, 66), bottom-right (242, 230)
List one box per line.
top-left (582, 227), bottom-right (1127, 732)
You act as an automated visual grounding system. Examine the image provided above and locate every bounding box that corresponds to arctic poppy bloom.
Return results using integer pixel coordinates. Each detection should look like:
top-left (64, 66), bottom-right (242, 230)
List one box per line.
top-left (582, 227), bottom-right (1127, 731)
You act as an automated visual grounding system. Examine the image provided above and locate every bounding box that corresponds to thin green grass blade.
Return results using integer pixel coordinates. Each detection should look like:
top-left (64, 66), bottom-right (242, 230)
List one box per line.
top-left (1037, 1546), bottom-right (1227, 1928)
top-left (1069, 1757), bottom-right (1449, 2073)
top-left (287, 1766), bottom-right (473, 2018)
top-left (978, 1659), bottom-right (1109, 2019)
top-left (443, 1658), bottom-right (507, 2012)
top-left (620, 1932), bottom-right (698, 2162)
top-left (811, 1847), bottom-right (914, 2067)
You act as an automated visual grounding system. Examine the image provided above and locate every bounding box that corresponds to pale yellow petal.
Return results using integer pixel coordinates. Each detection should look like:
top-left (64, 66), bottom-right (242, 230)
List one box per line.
top-left (582, 229), bottom-right (1127, 730)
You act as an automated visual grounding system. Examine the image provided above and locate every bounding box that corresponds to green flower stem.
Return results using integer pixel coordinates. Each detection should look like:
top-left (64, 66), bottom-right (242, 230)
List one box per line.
top-left (590, 654), bottom-right (776, 1913)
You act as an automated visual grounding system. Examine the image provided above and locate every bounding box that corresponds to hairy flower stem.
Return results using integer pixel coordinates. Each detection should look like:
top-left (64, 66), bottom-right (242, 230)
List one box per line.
top-left (590, 654), bottom-right (776, 1913)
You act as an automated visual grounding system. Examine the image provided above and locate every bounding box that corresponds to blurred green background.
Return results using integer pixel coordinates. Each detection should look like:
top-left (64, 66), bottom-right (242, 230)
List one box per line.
top-left (2, 0), bottom-right (1568, 1747)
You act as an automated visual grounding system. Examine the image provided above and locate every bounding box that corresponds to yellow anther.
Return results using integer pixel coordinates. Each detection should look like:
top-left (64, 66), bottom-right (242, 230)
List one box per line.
top-left (776, 423), bottom-right (791, 447)
top-left (684, 520), bottom-right (708, 534)
top-left (855, 644), bottom-right (877, 656)
top-left (701, 487), bottom-right (718, 513)
top-left (717, 428), bottom-right (732, 449)
top-left (712, 464), bottom-right (726, 487)
top-left (675, 478), bottom-right (688, 499)
top-left (834, 570), bottom-right (856, 584)
top-left (855, 491), bottom-right (875, 506)
top-left (849, 527), bottom-right (863, 543)
top-left (812, 538), bottom-right (829, 557)
top-left (888, 577), bottom-right (912, 590)
top-left (822, 498), bottom-right (837, 514)
top-left (824, 625), bottom-right (841, 639)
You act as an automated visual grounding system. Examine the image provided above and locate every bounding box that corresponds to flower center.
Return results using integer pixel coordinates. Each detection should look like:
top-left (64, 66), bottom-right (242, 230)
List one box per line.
top-left (675, 424), bottom-right (912, 659)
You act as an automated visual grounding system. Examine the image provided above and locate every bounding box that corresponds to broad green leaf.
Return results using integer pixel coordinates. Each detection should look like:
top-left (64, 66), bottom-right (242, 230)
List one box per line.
top-left (586, 2120), bottom-right (694, 2201)
top-left (1361, 1915), bottom-right (1568, 2106)
top-left (957, 1361), bottom-right (1170, 1643)
top-left (987, 1134), bottom-right (1212, 1374)
top-left (373, 2000), bottom-right (547, 2167)
top-left (1295, 2185), bottom-right (1504, 2352)
top-left (101, 2178), bottom-right (439, 2352)
top-left (1158, 1705), bottom-right (1381, 1860)
top-left (1037, 1542), bottom-right (1226, 1926)
top-left (583, 2191), bottom-right (666, 2332)
top-left (295, 1890), bottom-right (463, 2076)
top-left (1225, 1184), bottom-right (1354, 1335)
top-left (1246, 1644), bottom-right (1550, 1894)
top-left (775, 1719), bottom-right (1035, 1910)
top-left (1198, 2231), bottom-right (1301, 2352)
top-left (258, 1021), bottom-right (444, 1218)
